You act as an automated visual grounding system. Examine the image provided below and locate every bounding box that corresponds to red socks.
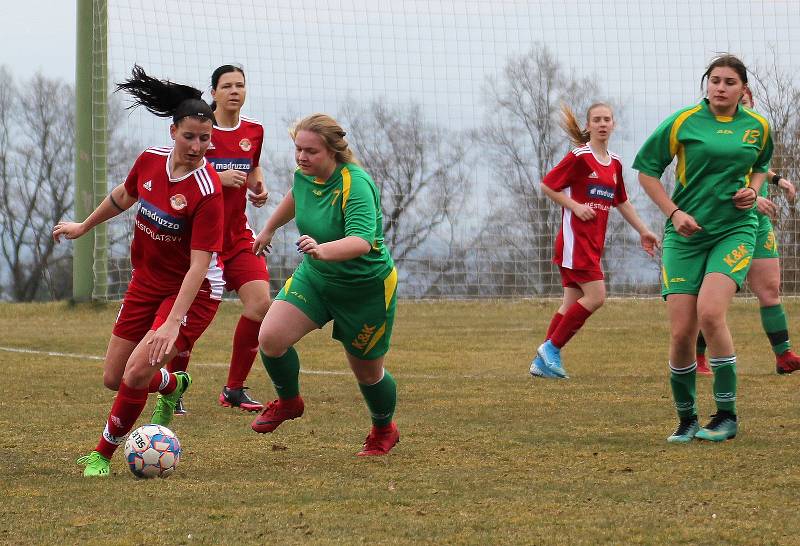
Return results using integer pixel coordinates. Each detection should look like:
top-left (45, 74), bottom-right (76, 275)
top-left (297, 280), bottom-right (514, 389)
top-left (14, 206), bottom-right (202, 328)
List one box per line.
top-left (147, 369), bottom-right (177, 394)
top-left (167, 350), bottom-right (191, 373)
top-left (550, 302), bottom-right (592, 349)
top-left (545, 312), bottom-right (565, 340)
top-left (226, 316), bottom-right (261, 390)
top-left (95, 381), bottom-right (148, 459)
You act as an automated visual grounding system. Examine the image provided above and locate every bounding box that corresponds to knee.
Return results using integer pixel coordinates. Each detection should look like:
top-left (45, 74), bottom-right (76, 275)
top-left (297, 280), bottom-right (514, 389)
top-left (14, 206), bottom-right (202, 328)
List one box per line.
top-left (583, 296), bottom-right (605, 313)
top-left (258, 329), bottom-right (288, 358)
top-left (355, 367), bottom-right (385, 386)
top-left (243, 300), bottom-right (270, 322)
top-left (103, 373), bottom-right (121, 391)
top-left (697, 310), bottom-right (725, 334)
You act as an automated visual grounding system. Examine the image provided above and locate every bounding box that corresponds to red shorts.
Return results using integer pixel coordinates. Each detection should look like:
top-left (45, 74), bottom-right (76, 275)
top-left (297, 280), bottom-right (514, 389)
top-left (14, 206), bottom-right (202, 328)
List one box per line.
top-left (222, 248), bottom-right (270, 292)
top-left (112, 285), bottom-right (221, 352)
top-left (559, 266), bottom-right (604, 288)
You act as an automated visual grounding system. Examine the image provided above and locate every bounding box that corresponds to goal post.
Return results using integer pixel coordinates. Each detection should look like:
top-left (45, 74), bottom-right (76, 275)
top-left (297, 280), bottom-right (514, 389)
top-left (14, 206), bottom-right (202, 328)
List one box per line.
top-left (74, 0), bottom-right (108, 301)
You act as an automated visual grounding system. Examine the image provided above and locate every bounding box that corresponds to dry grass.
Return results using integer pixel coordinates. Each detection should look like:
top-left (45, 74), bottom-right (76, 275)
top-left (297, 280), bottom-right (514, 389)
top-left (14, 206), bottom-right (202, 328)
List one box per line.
top-left (1, 299), bottom-right (799, 545)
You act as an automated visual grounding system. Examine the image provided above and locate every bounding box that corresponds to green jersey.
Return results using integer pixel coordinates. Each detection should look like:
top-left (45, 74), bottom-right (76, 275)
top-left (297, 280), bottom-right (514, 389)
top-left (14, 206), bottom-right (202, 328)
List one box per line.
top-left (292, 162), bottom-right (394, 284)
top-left (633, 99), bottom-right (773, 242)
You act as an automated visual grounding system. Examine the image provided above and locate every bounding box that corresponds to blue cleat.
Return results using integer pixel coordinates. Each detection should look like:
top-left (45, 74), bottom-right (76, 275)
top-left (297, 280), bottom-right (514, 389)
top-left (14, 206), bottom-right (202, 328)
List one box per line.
top-left (695, 412), bottom-right (737, 442)
top-left (530, 354), bottom-right (559, 378)
top-left (537, 340), bottom-right (569, 379)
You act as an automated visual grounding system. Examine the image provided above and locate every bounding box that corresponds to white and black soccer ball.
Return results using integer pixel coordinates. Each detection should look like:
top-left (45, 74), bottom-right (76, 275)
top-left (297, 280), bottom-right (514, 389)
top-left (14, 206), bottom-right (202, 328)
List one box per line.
top-left (124, 424), bottom-right (181, 479)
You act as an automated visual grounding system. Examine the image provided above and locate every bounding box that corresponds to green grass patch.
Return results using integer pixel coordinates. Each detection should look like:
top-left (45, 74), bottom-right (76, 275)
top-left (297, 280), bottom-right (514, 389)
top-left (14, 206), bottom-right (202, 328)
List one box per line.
top-left (1, 299), bottom-right (799, 544)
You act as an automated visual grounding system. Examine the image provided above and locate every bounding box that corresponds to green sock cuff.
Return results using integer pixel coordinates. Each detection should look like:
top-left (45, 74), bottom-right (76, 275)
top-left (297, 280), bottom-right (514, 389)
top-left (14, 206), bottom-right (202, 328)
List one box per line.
top-left (358, 370), bottom-right (397, 427)
top-left (710, 356), bottom-right (737, 413)
top-left (260, 347), bottom-right (301, 399)
top-left (669, 364), bottom-right (697, 419)
top-left (760, 304), bottom-right (791, 355)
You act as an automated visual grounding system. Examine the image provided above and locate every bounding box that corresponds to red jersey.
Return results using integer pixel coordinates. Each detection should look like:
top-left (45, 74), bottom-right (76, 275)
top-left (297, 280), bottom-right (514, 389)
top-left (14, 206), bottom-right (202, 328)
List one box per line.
top-left (542, 145), bottom-right (628, 270)
top-left (124, 147), bottom-right (225, 300)
top-left (205, 115), bottom-right (264, 260)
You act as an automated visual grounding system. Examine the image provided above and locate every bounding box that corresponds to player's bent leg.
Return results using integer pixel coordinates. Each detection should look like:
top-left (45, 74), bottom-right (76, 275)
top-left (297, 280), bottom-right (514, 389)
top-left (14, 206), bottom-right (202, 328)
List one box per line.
top-left (102, 335), bottom-right (138, 391)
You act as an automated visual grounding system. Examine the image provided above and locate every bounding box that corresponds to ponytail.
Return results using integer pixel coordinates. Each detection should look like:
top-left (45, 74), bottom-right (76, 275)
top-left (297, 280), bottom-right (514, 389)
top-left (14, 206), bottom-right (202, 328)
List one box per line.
top-left (559, 103), bottom-right (590, 147)
top-left (116, 65), bottom-right (215, 125)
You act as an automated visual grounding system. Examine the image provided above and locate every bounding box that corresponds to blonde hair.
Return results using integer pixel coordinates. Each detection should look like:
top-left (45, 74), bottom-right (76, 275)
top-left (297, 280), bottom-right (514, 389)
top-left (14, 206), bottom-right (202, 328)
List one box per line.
top-left (289, 113), bottom-right (358, 165)
top-left (559, 102), bottom-right (613, 147)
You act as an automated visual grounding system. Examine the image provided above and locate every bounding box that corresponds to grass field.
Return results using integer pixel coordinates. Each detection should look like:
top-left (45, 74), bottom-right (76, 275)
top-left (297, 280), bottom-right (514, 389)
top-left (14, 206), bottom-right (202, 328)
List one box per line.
top-left (2, 299), bottom-right (800, 545)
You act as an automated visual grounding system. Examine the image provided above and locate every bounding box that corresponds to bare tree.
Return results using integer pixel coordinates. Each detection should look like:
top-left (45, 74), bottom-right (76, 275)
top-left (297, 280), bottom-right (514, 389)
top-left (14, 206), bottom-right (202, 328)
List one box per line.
top-left (0, 68), bottom-right (142, 301)
top-left (340, 100), bottom-right (471, 295)
top-left (751, 59), bottom-right (800, 293)
top-left (0, 69), bottom-right (74, 301)
top-left (475, 44), bottom-right (599, 295)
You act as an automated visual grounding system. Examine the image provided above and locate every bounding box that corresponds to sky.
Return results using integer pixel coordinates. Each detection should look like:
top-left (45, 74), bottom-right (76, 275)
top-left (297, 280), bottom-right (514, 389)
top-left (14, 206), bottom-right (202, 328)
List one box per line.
top-left (4, 2), bottom-right (77, 83)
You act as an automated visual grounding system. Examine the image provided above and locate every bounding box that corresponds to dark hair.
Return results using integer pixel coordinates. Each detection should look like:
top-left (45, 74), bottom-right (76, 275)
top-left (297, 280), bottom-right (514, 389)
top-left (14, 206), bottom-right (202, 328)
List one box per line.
top-left (210, 64), bottom-right (246, 111)
top-left (115, 64), bottom-right (215, 125)
top-left (701, 54), bottom-right (748, 92)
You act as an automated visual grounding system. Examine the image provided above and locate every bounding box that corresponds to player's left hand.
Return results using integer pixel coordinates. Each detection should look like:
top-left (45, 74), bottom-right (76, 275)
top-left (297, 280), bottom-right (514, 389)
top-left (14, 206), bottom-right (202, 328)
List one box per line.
top-left (296, 235), bottom-right (324, 260)
top-left (147, 319), bottom-right (180, 366)
top-left (640, 231), bottom-right (661, 257)
top-left (733, 186), bottom-right (758, 209)
top-left (756, 196), bottom-right (778, 220)
top-left (247, 181), bottom-right (269, 207)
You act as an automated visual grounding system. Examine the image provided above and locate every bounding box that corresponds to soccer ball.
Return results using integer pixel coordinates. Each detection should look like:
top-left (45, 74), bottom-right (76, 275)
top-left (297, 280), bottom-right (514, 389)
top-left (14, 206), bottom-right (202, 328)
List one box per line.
top-left (124, 424), bottom-right (181, 479)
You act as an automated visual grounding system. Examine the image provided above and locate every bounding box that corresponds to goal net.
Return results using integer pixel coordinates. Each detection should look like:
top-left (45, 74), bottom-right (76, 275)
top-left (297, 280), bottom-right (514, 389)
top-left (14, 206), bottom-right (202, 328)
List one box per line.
top-left (93, 0), bottom-right (800, 299)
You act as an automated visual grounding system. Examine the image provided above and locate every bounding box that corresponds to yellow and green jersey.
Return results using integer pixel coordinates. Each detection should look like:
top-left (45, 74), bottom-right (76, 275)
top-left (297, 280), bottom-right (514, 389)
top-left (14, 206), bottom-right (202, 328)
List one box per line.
top-left (633, 99), bottom-right (773, 241)
top-left (292, 162), bottom-right (394, 284)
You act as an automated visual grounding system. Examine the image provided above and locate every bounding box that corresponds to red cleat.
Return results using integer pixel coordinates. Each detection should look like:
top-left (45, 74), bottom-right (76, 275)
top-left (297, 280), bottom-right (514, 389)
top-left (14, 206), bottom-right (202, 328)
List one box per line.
top-left (357, 422), bottom-right (400, 456)
top-left (696, 354), bottom-right (712, 376)
top-left (776, 350), bottom-right (800, 375)
top-left (250, 397), bottom-right (304, 433)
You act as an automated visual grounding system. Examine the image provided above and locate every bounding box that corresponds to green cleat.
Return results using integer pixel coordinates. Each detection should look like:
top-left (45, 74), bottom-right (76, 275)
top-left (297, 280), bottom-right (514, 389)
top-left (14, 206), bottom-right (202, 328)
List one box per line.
top-left (695, 412), bottom-right (737, 442)
top-left (77, 451), bottom-right (111, 477)
top-left (666, 416), bottom-right (700, 443)
top-left (151, 371), bottom-right (192, 427)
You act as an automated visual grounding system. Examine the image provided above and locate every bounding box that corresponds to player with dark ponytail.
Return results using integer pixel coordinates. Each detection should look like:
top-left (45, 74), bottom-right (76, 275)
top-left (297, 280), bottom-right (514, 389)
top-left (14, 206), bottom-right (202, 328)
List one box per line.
top-left (54, 65), bottom-right (225, 477)
top-left (166, 63), bottom-right (272, 416)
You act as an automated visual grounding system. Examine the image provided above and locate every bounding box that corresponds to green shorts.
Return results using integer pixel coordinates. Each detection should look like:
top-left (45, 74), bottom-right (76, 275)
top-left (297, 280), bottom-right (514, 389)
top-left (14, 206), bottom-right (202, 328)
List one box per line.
top-left (276, 262), bottom-right (398, 359)
top-left (753, 215), bottom-right (779, 260)
top-left (661, 228), bottom-right (756, 297)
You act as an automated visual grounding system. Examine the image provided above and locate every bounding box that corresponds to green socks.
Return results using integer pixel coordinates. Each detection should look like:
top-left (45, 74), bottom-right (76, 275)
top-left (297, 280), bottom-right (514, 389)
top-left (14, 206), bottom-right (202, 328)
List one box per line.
top-left (760, 304), bottom-right (791, 355)
top-left (260, 347), bottom-right (301, 399)
top-left (669, 362), bottom-right (697, 419)
top-left (358, 370), bottom-right (397, 427)
top-left (710, 355), bottom-right (737, 414)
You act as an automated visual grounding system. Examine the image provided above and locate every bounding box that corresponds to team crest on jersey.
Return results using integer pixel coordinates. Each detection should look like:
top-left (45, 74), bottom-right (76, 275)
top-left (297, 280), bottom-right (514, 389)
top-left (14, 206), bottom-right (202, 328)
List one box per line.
top-left (143, 180), bottom-right (152, 191)
top-left (239, 138), bottom-right (252, 152)
top-left (170, 194), bottom-right (188, 211)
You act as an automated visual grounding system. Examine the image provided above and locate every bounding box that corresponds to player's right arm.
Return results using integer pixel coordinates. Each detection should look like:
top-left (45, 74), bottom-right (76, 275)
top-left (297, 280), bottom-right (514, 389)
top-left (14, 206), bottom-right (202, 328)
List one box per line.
top-left (52, 182), bottom-right (136, 242)
top-left (253, 190), bottom-right (296, 255)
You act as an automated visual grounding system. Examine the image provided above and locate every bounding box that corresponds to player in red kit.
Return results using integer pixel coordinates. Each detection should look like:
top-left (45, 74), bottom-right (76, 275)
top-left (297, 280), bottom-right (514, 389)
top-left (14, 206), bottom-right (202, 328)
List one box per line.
top-left (531, 103), bottom-right (659, 379)
top-left (166, 64), bottom-right (271, 414)
top-left (53, 66), bottom-right (224, 477)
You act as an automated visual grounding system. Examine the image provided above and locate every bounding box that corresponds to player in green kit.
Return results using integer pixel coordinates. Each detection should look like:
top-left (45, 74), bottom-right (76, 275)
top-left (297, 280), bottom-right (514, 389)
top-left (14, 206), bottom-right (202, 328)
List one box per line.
top-left (250, 113), bottom-right (400, 456)
top-left (694, 87), bottom-right (800, 376)
top-left (634, 55), bottom-right (773, 443)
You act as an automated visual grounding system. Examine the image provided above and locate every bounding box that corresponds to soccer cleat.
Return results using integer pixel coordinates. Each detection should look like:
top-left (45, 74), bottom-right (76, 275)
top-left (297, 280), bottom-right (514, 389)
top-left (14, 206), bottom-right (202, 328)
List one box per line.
top-left (251, 397), bottom-right (304, 433)
top-left (174, 396), bottom-right (187, 416)
top-left (696, 354), bottom-right (712, 376)
top-left (695, 412), bottom-right (738, 442)
top-left (666, 416), bottom-right (700, 443)
top-left (76, 451), bottom-right (111, 477)
top-left (357, 422), bottom-right (400, 456)
top-left (151, 371), bottom-right (192, 427)
top-left (536, 340), bottom-right (569, 379)
top-left (530, 354), bottom-right (560, 379)
top-left (219, 386), bottom-right (264, 412)
top-left (776, 350), bottom-right (800, 375)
